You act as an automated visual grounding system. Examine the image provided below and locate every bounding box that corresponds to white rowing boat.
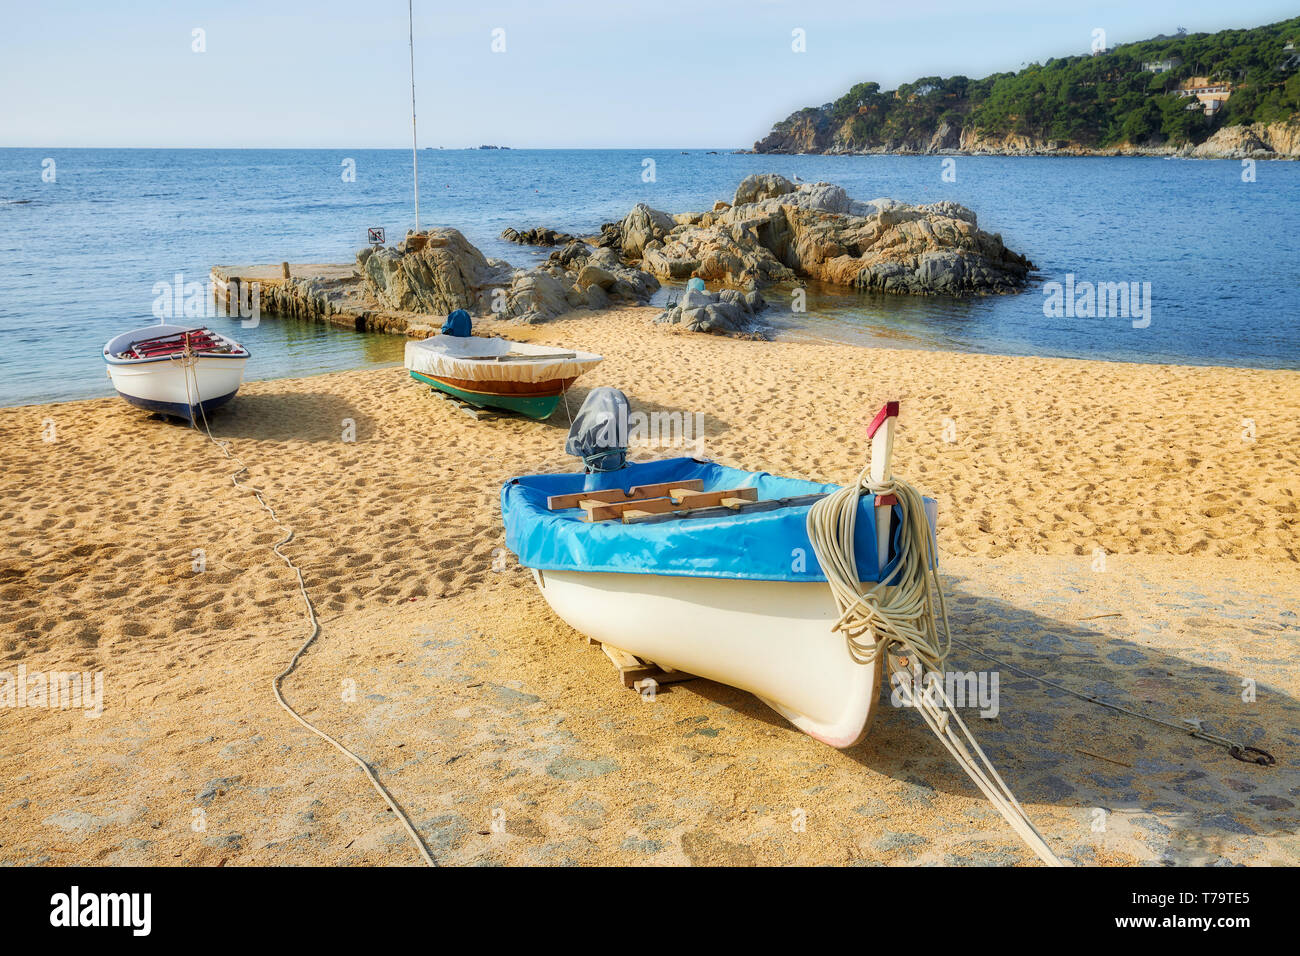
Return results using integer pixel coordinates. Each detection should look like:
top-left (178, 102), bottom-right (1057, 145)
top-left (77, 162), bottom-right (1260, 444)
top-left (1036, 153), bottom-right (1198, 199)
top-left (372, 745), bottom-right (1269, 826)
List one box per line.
top-left (104, 324), bottom-right (249, 422)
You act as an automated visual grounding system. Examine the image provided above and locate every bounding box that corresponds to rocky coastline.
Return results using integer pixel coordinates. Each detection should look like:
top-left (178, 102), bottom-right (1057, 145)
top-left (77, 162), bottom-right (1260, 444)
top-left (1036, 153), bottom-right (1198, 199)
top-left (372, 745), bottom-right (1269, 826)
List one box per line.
top-left (215, 172), bottom-right (1035, 340)
top-left (753, 116), bottom-right (1300, 160)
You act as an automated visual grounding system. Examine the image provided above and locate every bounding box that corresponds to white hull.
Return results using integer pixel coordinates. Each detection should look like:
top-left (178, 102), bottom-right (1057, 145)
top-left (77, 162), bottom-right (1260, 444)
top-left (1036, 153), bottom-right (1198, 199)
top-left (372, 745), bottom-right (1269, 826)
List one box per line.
top-left (532, 568), bottom-right (883, 747)
top-left (107, 355), bottom-right (247, 413)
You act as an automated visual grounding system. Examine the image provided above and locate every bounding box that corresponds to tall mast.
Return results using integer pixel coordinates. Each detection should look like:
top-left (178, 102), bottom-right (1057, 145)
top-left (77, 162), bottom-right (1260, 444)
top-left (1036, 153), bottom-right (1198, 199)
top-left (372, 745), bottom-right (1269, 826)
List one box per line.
top-left (408, 0), bottom-right (420, 233)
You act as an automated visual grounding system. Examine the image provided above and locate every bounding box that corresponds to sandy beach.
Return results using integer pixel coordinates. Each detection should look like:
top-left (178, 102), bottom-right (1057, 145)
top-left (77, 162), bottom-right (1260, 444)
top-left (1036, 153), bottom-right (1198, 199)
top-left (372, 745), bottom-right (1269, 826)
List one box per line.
top-left (2, 306), bottom-right (1297, 866)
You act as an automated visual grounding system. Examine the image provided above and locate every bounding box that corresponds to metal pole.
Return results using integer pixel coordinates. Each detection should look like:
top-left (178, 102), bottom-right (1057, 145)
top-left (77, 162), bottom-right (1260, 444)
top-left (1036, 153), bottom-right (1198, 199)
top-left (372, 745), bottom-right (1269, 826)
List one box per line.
top-left (408, 0), bottom-right (420, 233)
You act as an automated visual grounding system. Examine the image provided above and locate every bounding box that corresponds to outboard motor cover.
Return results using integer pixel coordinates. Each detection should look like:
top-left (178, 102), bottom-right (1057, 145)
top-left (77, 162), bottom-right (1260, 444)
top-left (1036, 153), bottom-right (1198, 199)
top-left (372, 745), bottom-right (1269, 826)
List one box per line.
top-left (440, 309), bottom-right (472, 337)
top-left (565, 387), bottom-right (630, 472)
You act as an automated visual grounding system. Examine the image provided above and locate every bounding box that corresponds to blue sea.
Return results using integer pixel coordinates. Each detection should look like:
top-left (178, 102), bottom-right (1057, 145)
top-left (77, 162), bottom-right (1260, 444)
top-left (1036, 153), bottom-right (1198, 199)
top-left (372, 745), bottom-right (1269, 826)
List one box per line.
top-left (1, 147), bottom-right (1297, 407)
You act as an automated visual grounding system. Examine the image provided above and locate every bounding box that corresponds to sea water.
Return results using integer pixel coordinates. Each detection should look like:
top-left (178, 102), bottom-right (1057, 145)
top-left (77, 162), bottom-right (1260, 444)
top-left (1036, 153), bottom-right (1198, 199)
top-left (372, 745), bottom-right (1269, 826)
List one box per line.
top-left (1, 147), bottom-right (1296, 406)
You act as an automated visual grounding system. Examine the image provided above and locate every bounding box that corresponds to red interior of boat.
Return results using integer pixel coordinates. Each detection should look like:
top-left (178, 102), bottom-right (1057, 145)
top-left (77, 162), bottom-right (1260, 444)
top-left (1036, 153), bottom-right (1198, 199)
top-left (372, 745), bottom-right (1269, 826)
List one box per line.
top-left (128, 329), bottom-right (233, 359)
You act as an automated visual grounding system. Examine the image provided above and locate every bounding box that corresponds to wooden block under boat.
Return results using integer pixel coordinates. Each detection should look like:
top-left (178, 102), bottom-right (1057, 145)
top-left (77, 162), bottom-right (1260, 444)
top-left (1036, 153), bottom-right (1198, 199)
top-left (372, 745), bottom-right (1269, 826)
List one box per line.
top-left (547, 478), bottom-right (705, 511)
top-left (597, 642), bottom-right (696, 690)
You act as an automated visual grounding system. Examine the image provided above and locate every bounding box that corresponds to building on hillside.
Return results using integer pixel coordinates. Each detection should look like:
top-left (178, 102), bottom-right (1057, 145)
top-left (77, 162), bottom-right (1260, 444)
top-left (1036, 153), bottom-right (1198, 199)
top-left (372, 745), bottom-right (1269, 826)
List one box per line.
top-left (1176, 76), bottom-right (1232, 114)
top-left (1142, 57), bottom-right (1182, 73)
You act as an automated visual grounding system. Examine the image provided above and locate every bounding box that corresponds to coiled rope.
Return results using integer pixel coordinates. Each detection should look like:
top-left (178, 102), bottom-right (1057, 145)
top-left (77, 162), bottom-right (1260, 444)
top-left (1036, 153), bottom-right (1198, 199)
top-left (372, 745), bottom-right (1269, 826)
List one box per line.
top-left (807, 464), bottom-right (1064, 866)
top-left (173, 341), bottom-right (437, 865)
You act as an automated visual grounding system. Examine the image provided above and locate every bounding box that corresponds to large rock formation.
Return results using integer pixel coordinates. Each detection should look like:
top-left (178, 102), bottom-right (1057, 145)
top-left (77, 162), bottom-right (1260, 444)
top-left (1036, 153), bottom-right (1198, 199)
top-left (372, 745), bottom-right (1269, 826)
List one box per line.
top-left (618, 203), bottom-right (677, 258)
top-left (628, 174), bottom-right (1034, 295)
top-left (358, 229), bottom-right (513, 314)
top-left (1191, 119), bottom-right (1300, 158)
top-left (733, 173), bottom-right (798, 205)
top-left (356, 227), bottom-right (659, 324)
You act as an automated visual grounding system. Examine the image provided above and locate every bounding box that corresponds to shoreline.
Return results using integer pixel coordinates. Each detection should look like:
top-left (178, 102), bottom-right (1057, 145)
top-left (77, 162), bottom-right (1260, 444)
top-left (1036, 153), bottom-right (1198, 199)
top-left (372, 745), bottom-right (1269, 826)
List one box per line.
top-left (9, 306), bottom-right (1299, 412)
top-left (10, 308), bottom-right (1300, 408)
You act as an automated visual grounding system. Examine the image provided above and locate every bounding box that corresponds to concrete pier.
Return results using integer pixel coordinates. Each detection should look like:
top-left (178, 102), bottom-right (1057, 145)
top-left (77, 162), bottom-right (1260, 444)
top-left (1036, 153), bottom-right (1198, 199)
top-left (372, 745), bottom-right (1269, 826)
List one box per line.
top-left (210, 263), bottom-right (427, 335)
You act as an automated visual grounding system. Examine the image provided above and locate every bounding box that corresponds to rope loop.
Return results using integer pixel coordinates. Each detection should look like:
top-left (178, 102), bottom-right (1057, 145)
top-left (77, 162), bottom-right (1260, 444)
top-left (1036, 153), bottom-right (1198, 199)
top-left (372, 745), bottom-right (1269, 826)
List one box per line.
top-left (808, 458), bottom-right (1064, 867)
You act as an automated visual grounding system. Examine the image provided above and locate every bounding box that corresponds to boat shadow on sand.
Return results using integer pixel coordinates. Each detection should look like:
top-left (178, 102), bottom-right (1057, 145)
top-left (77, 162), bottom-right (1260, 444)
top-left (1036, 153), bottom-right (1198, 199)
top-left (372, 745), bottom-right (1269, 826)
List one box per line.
top-left (186, 391), bottom-right (376, 443)
top-left (678, 574), bottom-right (1297, 866)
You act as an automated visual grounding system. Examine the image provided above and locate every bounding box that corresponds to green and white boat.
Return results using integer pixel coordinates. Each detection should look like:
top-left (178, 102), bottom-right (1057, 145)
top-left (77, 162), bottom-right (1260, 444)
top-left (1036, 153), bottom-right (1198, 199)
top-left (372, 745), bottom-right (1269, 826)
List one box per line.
top-left (405, 333), bottom-right (603, 420)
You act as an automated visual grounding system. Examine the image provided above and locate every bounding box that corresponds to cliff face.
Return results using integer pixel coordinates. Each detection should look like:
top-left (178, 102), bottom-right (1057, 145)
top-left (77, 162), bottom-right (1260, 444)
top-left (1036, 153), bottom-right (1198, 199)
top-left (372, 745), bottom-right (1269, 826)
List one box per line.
top-left (752, 109), bottom-right (837, 154)
top-left (1192, 119), bottom-right (1300, 157)
top-left (751, 107), bottom-right (1085, 156)
top-left (752, 106), bottom-right (1300, 158)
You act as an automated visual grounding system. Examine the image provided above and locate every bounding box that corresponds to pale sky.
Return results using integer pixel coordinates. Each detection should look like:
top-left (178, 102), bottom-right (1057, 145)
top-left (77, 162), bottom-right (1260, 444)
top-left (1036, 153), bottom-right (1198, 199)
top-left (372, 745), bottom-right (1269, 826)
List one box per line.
top-left (3, 0), bottom-right (1297, 148)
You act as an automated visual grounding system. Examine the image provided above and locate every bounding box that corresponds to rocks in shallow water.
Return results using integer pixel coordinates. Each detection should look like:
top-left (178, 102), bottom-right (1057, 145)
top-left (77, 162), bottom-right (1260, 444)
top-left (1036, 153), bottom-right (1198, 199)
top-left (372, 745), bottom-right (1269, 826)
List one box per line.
top-left (655, 285), bottom-right (766, 336)
top-left (625, 175), bottom-right (1032, 297)
top-left (500, 226), bottom-right (578, 247)
top-left (593, 221), bottom-right (623, 251)
top-left (356, 228), bottom-right (658, 324)
top-left (549, 240), bottom-right (592, 270)
top-left (356, 173), bottom-right (1030, 336)
top-left (618, 203), bottom-right (676, 258)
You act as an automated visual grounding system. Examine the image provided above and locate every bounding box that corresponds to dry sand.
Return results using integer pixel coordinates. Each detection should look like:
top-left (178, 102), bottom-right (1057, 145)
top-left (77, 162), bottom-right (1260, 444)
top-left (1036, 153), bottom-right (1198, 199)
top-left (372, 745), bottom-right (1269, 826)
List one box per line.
top-left (1, 306), bottom-right (1297, 866)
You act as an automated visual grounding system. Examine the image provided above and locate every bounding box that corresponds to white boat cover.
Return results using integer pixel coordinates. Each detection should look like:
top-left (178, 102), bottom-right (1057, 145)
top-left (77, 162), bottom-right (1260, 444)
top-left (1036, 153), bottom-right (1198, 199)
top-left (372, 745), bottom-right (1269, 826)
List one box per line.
top-left (404, 335), bottom-right (603, 384)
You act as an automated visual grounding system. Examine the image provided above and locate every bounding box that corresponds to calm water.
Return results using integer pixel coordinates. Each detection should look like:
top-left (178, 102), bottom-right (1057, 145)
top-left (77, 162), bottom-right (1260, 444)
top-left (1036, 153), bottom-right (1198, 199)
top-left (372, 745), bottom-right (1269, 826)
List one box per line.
top-left (1, 148), bottom-right (1296, 406)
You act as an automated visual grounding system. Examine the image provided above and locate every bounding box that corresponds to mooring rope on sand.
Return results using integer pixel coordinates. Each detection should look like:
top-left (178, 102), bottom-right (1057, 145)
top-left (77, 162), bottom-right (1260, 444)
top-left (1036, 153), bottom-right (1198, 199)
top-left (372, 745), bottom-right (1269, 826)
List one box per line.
top-left (174, 346), bottom-right (437, 866)
top-left (807, 463), bottom-right (1065, 867)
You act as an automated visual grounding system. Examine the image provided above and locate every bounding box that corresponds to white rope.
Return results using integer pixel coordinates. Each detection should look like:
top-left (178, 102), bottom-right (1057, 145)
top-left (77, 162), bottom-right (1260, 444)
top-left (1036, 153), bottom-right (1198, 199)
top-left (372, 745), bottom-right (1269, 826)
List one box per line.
top-left (807, 463), bottom-right (1064, 866)
top-left (174, 343), bottom-right (436, 866)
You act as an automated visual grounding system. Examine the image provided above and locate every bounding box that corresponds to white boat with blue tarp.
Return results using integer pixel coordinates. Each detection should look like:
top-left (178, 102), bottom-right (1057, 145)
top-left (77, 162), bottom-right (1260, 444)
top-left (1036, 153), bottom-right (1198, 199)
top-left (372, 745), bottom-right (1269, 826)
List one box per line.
top-left (501, 391), bottom-right (935, 747)
top-left (405, 310), bottom-right (602, 419)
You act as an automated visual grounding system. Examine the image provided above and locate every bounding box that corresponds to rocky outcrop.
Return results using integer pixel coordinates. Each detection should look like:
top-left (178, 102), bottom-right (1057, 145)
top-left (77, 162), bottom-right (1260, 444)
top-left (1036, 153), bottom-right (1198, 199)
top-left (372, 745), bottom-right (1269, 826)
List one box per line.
top-left (626, 175), bottom-right (1033, 295)
top-left (1264, 118), bottom-right (1300, 156)
top-left (356, 227), bottom-right (659, 325)
top-left (1191, 120), bottom-right (1300, 158)
top-left (654, 287), bottom-right (767, 336)
top-left (733, 173), bottom-right (798, 205)
top-left (618, 204), bottom-right (677, 258)
top-left (500, 226), bottom-right (579, 247)
top-left (754, 102), bottom-right (1300, 159)
top-left (752, 108), bottom-right (838, 154)
top-left (358, 229), bottom-right (513, 315)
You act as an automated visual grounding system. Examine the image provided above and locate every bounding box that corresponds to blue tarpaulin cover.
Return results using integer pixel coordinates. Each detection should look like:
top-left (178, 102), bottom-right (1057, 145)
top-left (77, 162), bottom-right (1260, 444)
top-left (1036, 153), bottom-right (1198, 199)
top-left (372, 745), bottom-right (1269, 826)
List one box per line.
top-left (501, 457), bottom-right (934, 583)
